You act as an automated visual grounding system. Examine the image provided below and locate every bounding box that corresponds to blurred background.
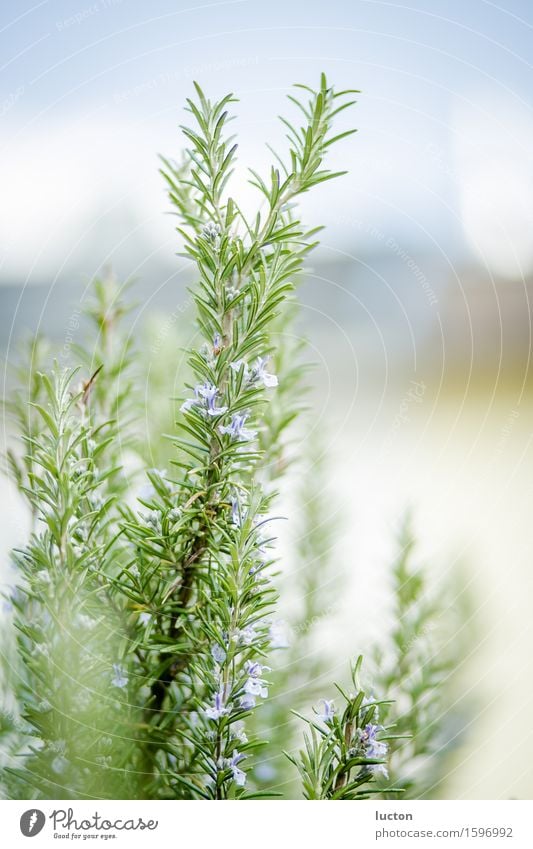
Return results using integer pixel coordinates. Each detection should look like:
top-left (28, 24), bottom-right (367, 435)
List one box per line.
top-left (1, 0), bottom-right (533, 799)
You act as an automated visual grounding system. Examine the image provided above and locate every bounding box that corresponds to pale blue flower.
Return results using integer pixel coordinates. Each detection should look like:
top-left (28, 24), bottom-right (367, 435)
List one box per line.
top-left (230, 356), bottom-right (278, 388)
top-left (111, 664), bottom-right (128, 688)
top-left (359, 723), bottom-right (389, 778)
top-left (202, 221), bottom-right (221, 242)
top-left (361, 695), bottom-right (380, 721)
top-left (139, 612), bottom-right (152, 626)
top-left (204, 690), bottom-right (229, 720)
top-left (230, 359), bottom-right (246, 376)
top-left (231, 721), bottom-right (248, 744)
top-left (181, 382), bottom-right (228, 417)
top-left (219, 413), bottom-right (257, 442)
top-left (239, 693), bottom-right (256, 710)
top-left (243, 660), bottom-right (269, 700)
top-left (211, 643), bottom-right (226, 664)
top-left (318, 699), bottom-right (336, 722)
top-left (228, 750), bottom-right (247, 786)
top-left (250, 356), bottom-right (278, 388)
top-left (237, 624), bottom-right (257, 645)
top-left (244, 660), bottom-right (269, 678)
top-left (144, 510), bottom-right (161, 531)
top-left (197, 382), bottom-right (228, 417)
top-left (244, 677), bottom-right (268, 698)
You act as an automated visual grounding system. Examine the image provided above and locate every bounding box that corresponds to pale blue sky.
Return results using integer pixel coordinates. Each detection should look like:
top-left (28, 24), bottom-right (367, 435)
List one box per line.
top-left (1, 0), bottom-right (533, 283)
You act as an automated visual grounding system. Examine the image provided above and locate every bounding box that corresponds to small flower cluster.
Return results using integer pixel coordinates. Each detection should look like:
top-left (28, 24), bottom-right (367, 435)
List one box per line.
top-left (289, 657), bottom-right (395, 799)
top-left (318, 699), bottom-right (335, 722)
top-left (202, 221), bottom-right (221, 243)
top-left (111, 663), bottom-right (128, 689)
top-left (225, 750), bottom-right (247, 786)
top-left (358, 722), bottom-right (389, 779)
top-left (204, 689), bottom-right (229, 721)
top-left (204, 650), bottom-right (270, 721)
top-left (219, 413), bottom-right (256, 442)
top-left (180, 357), bottom-right (278, 447)
top-left (5, 364), bottom-right (141, 799)
top-left (230, 357), bottom-right (278, 389)
top-left (240, 660), bottom-right (269, 710)
top-left (181, 381), bottom-right (228, 417)
top-left (201, 635), bottom-right (270, 790)
top-left (205, 691), bottom-right (266, 790)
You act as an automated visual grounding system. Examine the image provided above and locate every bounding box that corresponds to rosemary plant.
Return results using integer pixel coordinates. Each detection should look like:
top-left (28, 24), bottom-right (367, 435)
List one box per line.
top-left (119, 74), bottom-right (359, 799)
top-left (0, 75), bottom-right (463, 801)
top-left (250, 431), bottom-right (341, 794)
top-left (372, 515), bottom-right (468, 798)
top-left (288, 656), bottom-right (403, 799)
top-left (6, 366), bottom-right (140, 799)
